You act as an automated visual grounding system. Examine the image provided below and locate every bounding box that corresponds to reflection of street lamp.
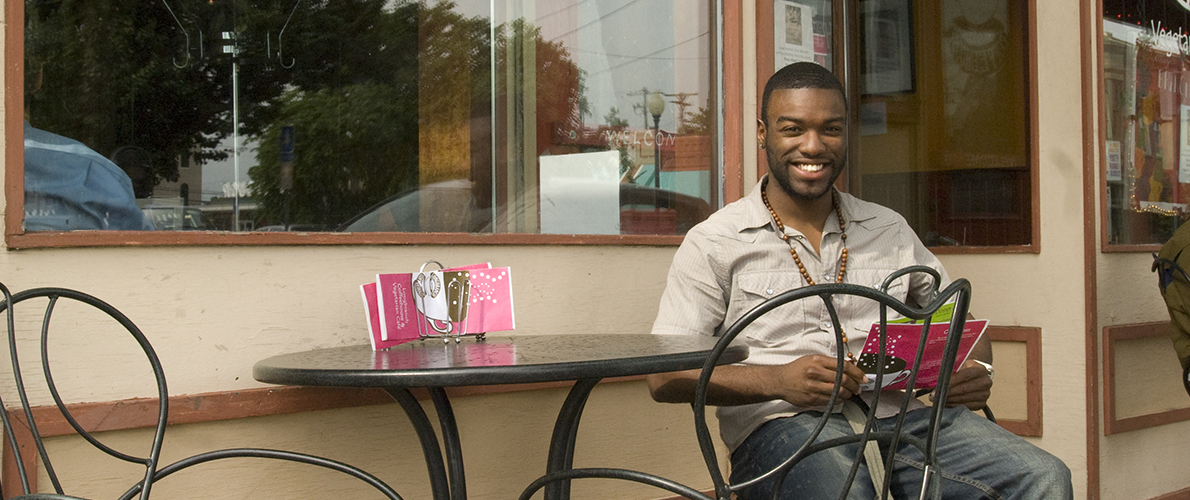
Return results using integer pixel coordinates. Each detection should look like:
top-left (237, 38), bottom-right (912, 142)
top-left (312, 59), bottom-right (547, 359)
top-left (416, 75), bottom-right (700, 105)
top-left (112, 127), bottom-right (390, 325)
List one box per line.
top-left (647, 90), bottom-right (665, 191)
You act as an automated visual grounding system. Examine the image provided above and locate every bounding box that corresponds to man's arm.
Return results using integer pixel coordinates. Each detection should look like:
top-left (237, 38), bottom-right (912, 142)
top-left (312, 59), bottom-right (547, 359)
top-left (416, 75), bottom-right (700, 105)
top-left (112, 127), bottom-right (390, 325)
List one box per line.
top-left (646, 355), bottom-right (869, 408)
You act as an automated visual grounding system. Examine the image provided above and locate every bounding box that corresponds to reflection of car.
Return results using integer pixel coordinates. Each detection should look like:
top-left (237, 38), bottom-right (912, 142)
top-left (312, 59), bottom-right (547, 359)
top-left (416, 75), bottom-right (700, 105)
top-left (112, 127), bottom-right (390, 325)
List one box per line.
top-left (335, 179), bottom-right (713, 235)
top-left (142, 206), bottom-right (209, 231)
top-left (256, 224), bottom-right (329, 232)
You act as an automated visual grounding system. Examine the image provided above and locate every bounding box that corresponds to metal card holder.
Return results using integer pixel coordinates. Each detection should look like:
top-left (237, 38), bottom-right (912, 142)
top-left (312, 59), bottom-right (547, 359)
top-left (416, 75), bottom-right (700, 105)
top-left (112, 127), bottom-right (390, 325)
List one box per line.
top-left (413, 260), bottom-right (485, 343)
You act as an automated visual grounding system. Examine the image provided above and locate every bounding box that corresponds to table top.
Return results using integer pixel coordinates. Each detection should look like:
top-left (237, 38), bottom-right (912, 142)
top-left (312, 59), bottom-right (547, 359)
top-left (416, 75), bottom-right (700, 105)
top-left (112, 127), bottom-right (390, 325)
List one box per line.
top-left (253, 333), bottom-right (748, 388)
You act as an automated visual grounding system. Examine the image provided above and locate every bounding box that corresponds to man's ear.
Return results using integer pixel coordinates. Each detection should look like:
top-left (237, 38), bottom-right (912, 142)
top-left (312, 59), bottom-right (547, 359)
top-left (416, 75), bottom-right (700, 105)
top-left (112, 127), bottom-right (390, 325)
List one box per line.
top-left (756, 118), bottom-right (767, 149)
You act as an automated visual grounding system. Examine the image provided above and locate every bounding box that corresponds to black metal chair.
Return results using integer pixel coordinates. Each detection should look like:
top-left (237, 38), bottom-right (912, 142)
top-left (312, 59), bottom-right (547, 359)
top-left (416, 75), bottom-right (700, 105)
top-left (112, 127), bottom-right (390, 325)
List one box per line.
top-left (0, 284), bottom-right (404, 500)
top-left (519, 266), bottom-right (972, 500)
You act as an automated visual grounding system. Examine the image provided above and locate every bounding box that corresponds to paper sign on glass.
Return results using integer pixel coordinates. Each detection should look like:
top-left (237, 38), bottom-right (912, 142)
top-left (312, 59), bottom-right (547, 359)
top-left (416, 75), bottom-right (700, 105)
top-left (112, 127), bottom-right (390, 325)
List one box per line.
top-left (857, 319), bottom-right (989, 391)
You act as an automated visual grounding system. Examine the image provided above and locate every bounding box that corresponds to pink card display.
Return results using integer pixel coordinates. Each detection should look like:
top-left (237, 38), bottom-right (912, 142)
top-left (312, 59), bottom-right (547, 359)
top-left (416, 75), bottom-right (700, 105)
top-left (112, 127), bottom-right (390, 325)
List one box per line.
top-left (361, 282), bottom-right (407, 350)
top-left (857, 319), bottom-right (989, 391)
top-left (363, 262), bottom-right (515, 349)
top-left (464, 267), bottom-right (515, 333)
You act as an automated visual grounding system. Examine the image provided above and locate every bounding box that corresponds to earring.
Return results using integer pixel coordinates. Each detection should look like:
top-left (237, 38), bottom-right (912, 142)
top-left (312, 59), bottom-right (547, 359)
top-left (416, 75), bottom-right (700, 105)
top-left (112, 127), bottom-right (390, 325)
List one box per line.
top-left (759, 143), bottom-right (766, 149)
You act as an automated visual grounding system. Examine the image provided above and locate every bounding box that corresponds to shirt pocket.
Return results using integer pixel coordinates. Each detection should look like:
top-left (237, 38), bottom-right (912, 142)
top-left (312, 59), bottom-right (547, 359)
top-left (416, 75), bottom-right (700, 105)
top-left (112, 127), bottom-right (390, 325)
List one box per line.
top-left (729, 271), bottom-right (825, 349)
top-left (836, 268), bottom-right (907, 348)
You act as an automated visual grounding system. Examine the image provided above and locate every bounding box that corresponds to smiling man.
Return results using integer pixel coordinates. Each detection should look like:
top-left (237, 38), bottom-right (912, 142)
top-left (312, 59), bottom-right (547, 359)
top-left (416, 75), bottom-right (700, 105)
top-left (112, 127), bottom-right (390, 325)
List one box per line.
top-left (645, 62), bottom-right (1071, 499)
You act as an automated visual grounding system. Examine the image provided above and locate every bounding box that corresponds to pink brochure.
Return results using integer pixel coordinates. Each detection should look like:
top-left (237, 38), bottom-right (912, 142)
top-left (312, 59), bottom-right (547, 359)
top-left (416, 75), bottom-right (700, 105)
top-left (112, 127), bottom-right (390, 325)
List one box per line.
top-left (370, 263), bottom-right (514, 347)
top-left (361, 282), bottom-right (409, 350)
top-left (464, 267), bottom-right (516, 333)
top-left (857, 319), bottom-right (989, 391)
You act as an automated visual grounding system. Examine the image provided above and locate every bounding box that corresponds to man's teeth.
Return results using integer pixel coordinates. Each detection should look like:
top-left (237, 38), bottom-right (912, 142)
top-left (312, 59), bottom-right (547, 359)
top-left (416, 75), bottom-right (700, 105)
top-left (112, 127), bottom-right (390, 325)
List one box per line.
top-left (797, 164), bottom-right (824, 173)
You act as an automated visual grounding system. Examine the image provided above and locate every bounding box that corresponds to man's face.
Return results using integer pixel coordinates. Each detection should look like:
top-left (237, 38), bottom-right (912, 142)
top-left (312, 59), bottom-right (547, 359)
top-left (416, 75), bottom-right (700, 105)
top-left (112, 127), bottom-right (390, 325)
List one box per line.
top-left (759, 88), bottom-right (847, 202)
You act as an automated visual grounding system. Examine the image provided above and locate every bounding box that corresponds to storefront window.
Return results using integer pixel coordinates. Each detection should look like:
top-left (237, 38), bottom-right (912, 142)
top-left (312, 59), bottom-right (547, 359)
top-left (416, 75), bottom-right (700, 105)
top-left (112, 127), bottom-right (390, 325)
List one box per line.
top-left (855, 0), bottom-right (1032, 248)
top-left (21, 0), bottom-right (718, 236)
top-left (1102, 1), bottom-right (1190, 246)
top-left (772, 0), bottom-right (833, 71)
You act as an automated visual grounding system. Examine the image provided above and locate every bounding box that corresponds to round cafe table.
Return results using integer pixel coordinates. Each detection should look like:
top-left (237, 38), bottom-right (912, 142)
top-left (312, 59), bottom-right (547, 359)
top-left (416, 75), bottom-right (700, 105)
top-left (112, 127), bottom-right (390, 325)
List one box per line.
top-left (253, 333), bottom-right (748, 500)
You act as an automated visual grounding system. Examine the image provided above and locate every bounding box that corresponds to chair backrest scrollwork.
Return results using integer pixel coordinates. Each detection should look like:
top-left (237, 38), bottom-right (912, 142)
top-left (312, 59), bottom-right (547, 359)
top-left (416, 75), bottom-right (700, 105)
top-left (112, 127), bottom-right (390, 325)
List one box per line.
top-left (0, 284), bottom-right (404, 500)
top-left (694, 266), bottom-right (971, 500)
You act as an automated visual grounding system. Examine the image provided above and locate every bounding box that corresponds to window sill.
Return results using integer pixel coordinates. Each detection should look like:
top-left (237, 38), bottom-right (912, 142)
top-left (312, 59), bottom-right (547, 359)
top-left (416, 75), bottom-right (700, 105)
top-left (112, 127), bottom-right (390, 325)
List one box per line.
top-left (4, 230), bottom-right (688, 249)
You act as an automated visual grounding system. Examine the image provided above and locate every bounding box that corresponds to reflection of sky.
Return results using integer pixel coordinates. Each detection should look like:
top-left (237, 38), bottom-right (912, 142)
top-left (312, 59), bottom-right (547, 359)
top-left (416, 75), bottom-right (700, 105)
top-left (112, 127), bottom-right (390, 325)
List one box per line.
top-left (494, 0), bottom-right (706, 131)
top-left (532, 0), bottom-right (704, 132)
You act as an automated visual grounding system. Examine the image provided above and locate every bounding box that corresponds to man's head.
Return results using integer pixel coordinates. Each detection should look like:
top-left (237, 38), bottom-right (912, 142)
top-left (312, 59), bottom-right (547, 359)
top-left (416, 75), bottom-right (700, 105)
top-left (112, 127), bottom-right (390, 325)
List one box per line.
top-left (760, 62), bottom-right (847, 126)
top-left (758, 63), bottom-right (848, 203)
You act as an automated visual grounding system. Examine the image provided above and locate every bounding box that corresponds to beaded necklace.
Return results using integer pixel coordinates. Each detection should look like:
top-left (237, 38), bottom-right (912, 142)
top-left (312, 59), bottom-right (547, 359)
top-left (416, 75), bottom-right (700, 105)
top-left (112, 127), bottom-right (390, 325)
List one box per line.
top-left (761, 180), bottom-right (853, 360)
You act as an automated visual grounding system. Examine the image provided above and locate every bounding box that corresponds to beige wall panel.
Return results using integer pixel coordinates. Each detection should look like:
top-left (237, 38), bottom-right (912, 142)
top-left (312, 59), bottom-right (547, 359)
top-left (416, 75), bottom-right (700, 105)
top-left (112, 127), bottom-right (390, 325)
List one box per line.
top-left (986, 341), bottom-right (1028, 421)
top-left (1111, 336), bottom-right (1190, 418)
top-left (33, 381), bottom-right (722, 499)
top-left (1100, 420), bottom-right (1190, 500)
top-left (0, 245), bottom-right (679, 405)
top-left (1097, 254), bottom-right (1170, 325)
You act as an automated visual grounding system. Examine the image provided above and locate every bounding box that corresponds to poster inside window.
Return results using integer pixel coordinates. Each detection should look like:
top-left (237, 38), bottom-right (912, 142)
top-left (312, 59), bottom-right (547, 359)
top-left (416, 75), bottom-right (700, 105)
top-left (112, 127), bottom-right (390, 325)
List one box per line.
top-left (1103, 12), bottom-right (1190, 246)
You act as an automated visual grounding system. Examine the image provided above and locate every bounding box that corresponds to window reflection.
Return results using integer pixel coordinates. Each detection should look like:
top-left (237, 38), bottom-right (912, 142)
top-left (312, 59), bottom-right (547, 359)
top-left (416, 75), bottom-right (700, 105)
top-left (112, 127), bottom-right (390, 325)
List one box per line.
top-left (23, 0), bottom-right (717, 235)
top-left (857, 0), bottom-right (1032, 247)
top-left (1102, 2), bottom-right (1190, 246)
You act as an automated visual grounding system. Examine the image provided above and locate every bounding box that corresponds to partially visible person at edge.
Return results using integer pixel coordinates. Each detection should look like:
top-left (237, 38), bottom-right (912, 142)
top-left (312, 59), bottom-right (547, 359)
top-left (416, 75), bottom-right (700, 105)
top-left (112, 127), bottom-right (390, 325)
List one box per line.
top-left (24, 121), bottom-right (154, 231)
top-left (645, 62), bottom-right (1072, 499)
top-left (1155, 221), bottom-right (1190, 390)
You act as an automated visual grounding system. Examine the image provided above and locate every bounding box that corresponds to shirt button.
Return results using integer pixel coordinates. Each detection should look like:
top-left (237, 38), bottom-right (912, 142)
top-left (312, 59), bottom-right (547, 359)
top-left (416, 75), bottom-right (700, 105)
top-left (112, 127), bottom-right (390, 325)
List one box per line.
top-left (765, 289), bottom-right (774, 295)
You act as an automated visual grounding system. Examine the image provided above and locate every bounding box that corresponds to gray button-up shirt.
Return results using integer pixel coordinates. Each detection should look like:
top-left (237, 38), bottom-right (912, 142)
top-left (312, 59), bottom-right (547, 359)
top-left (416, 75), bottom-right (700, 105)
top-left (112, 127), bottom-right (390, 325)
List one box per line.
top-left (652, 177), bottom-right (948, 451)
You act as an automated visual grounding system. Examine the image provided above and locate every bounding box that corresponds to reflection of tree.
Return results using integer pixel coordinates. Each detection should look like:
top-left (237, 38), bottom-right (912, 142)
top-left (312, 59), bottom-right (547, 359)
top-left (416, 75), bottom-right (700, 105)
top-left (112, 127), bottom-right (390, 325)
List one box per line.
top-left (26, 0), bottom-right (238, 189)
top-left (25, 0), bottom-right (405, 191)
top-left (251, 3), bottom-right (587, 227)
top-left (500, 18), bottom-right (588, 156)
top-left (251, 82), bottom-right (420, 226)
top-left (28, 0), bottom-right (588, 228)
top-left (604, 107), bottom-right (630, 128)
top-left (680, 105), bottom-right (714, 135)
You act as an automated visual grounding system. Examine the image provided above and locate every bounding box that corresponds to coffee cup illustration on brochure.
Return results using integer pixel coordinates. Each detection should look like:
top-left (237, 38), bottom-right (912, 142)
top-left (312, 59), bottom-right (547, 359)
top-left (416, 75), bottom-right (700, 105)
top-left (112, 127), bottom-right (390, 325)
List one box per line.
top-left (857, 352), bottom-right (911, 391)
top-left (413, 270), bottom-right (471, 334)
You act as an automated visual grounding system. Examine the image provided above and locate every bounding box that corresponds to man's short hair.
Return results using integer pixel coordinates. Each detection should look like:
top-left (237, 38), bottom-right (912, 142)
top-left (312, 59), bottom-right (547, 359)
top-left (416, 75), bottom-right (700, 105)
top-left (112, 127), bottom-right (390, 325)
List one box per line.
top-left (761, 62), bottom-right (847, 124)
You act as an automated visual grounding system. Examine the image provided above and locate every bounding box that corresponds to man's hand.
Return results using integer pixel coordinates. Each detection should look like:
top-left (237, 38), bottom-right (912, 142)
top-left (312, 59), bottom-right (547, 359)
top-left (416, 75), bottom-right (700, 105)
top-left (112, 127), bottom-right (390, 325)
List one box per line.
top-left (934, 359), bottom-right (993, 410)
top-left (778, 354), bottom-right (869, 407)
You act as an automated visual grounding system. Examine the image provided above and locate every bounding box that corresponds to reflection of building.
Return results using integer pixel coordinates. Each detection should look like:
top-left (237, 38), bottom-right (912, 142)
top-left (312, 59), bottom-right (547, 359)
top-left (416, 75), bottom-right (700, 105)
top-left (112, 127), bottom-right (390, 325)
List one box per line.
top-left (549, 123), bottom-right (710, 201)
top-left (200, 196), bottom-right (259, 231)
top-left (152, 152), bottom-right (203, 207)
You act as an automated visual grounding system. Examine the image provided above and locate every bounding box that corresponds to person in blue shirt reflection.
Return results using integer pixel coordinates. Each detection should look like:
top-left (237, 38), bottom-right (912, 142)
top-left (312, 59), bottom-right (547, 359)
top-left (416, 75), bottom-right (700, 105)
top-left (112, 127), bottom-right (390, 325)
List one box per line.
top-left (23, 121), bottom-right (154, 231)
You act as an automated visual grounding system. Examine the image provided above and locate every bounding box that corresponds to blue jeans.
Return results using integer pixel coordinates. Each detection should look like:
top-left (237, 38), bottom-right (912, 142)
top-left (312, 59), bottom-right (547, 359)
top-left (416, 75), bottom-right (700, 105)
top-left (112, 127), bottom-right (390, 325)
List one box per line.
top-left (729, 406), bottom-right (1072, 500)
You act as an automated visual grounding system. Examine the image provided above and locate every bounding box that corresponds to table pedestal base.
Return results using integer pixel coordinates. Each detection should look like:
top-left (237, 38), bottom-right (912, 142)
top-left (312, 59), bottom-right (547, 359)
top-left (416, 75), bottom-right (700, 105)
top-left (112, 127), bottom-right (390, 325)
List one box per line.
top-left (385, 379), bottom-right (600, 500)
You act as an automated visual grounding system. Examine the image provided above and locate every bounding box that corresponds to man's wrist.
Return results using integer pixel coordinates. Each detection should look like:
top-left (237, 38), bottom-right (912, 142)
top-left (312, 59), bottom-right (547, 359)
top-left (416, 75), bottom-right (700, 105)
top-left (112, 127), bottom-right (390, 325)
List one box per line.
top-left (972, 360), bottom-right (994, 382)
